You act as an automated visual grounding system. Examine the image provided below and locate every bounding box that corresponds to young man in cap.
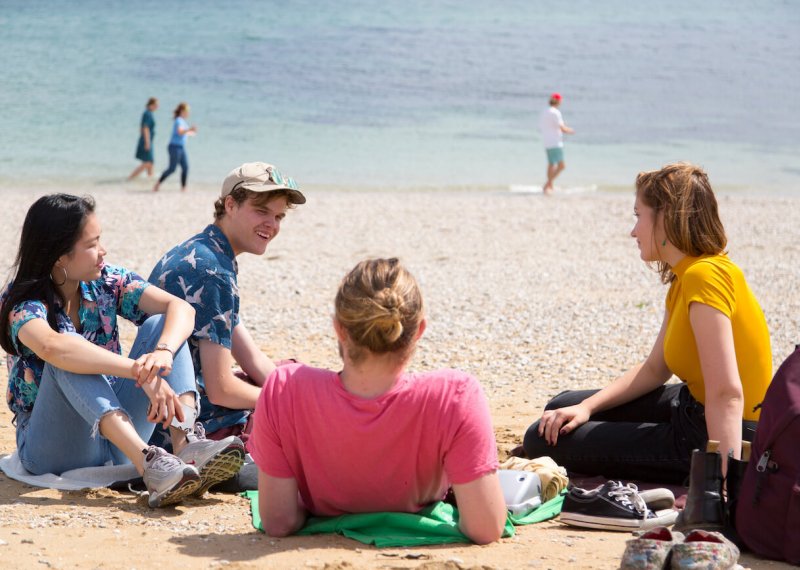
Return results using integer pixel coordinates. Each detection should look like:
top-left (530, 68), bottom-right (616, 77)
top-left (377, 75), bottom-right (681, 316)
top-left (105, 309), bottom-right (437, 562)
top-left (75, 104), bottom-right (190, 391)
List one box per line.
top-left (539, 92), bottom-right (575, 195)
top-left (148, 163), bottom-right (305, 472)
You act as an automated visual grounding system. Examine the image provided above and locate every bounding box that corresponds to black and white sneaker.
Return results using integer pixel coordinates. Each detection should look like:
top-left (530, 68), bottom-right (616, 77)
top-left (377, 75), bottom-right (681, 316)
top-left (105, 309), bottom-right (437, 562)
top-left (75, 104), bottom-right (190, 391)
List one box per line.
top-left (560, 481), bottom-right (678, 531)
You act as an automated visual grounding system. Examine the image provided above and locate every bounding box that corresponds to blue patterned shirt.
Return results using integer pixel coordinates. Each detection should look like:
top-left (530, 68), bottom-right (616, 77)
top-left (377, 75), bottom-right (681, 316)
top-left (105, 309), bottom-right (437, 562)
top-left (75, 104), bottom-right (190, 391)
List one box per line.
top-left (3, 265), bottom-right (149, 417)
top-left (148, 224), bottom-right (247, 434)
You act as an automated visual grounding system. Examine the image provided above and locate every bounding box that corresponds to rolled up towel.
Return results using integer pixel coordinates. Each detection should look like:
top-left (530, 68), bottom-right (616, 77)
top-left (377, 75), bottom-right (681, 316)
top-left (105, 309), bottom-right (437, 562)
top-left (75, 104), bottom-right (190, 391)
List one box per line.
top-left (499, 456), bottom-right (569, 501)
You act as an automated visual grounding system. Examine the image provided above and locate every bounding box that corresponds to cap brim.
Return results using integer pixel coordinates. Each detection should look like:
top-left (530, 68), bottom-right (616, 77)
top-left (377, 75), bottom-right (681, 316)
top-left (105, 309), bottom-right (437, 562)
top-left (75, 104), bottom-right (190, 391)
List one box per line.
top-left (238, 183), bottom-right (306, 204)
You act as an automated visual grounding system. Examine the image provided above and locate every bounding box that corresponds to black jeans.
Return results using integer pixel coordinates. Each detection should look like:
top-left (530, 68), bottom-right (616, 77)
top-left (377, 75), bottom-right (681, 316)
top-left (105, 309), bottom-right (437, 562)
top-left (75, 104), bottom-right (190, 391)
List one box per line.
top-left (522, 384), bottom-right (757, 484)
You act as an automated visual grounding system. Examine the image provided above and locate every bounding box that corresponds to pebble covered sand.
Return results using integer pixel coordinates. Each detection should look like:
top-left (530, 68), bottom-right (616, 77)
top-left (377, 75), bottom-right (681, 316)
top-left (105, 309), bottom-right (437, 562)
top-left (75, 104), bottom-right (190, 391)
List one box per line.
top-left (0, 182), bottom-right (797, 569)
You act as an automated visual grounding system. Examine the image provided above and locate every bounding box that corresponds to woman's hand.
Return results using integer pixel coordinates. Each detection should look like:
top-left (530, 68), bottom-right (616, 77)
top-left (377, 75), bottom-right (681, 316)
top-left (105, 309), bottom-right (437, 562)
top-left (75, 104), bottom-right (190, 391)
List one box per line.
top-left (538, 403), bottom-right (591, 446)
top-left (141, 377), bottom-right (184, 429)
top-left (132, 351), bottom-right (174, 387)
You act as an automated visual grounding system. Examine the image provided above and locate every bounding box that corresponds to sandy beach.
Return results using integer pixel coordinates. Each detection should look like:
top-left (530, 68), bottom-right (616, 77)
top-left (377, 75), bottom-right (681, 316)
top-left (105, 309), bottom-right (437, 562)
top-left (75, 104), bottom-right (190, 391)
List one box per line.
top-left (0, 182), bottom-right (797, 569)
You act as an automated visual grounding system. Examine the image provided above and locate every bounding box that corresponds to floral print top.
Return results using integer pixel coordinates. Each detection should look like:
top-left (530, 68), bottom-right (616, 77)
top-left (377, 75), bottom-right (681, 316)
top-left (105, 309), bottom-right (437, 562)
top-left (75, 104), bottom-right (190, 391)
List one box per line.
top-left (3, 264), bottom-right (150, 417)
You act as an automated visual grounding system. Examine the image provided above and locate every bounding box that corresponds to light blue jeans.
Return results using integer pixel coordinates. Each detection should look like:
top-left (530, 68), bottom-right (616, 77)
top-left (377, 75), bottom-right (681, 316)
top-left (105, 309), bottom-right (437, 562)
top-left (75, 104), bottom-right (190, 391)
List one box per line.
top-left (15, 315), bottom-right (198, 475)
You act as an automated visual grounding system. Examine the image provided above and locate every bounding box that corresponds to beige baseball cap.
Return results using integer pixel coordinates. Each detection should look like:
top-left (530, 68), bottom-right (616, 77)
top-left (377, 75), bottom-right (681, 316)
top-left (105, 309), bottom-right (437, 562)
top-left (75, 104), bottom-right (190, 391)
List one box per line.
top-left (220, 162), bottom-right (306, 204)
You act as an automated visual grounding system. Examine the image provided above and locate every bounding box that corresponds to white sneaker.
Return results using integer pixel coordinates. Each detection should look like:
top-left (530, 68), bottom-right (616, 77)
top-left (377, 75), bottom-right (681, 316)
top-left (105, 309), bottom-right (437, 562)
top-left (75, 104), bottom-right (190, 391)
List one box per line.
top-left (176, 423), bottom-right (245, 496)
top-left (142, 446), bottom-right (201, 508)
top-left (638, 486), bottom-right (676, 511)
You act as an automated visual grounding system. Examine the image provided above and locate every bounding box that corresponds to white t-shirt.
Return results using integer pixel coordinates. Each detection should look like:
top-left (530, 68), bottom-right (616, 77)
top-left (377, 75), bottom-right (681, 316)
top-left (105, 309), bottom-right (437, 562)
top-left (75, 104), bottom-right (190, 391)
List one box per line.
top-left (539, 106), bottom-right (564, 149)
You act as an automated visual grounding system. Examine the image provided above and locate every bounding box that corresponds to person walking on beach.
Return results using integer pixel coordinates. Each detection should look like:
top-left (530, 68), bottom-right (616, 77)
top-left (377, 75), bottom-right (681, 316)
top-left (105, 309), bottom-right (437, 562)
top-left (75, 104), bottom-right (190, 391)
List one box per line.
top-left (0, 194), bottom-right (244, 508)
top-left (129, 97), bottom-right (158, 180)
top-left (153, 102), bottom-right (196, 193)
top-left (521, 162), bottom-right (772, 483)
top-left (539, 93), bottom-right (574, 195)
top-left (147, 163), bottom-right (305, 474)
top-left (250, 257), bottom-right (507, 543)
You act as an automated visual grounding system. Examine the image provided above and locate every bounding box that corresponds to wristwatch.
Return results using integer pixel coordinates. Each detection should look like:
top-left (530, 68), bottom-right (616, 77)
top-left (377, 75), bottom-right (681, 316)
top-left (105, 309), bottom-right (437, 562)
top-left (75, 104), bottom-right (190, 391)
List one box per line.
top-left (155, 343), bottom-right (174, 357)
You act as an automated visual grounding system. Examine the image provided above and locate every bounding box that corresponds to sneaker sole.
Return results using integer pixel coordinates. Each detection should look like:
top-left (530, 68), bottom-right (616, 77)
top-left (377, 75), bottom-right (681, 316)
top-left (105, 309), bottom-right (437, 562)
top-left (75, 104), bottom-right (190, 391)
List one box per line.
top-left (560, 509), bottom-right (678, 531)
top-left (148, 467), bottom-right (202, 508)
top-left (193, 442), bottom-right (246, 497)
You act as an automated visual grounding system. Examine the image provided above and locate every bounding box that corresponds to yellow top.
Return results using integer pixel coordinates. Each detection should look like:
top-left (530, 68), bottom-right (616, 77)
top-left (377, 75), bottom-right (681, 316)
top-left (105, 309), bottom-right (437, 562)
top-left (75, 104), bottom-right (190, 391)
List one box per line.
top-left (664, 255), bottom-right (772, 421)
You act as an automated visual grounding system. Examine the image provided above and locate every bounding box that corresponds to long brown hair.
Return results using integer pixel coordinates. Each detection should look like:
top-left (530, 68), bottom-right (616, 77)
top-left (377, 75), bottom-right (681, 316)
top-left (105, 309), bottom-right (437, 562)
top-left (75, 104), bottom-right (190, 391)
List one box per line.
top-left (636, 162), bottom-right (727, 283)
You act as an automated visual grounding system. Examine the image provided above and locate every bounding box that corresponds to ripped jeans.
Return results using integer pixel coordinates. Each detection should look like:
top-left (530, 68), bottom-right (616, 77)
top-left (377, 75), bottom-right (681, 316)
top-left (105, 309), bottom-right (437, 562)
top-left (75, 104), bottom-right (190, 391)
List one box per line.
top-left (15, 315), bottom-right (197, 475)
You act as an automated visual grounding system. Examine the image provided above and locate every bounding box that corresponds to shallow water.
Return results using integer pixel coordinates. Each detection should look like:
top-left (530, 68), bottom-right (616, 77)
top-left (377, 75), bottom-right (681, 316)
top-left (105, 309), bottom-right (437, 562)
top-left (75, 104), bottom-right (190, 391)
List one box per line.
top-left (1, 0), bottom-right (798, 191)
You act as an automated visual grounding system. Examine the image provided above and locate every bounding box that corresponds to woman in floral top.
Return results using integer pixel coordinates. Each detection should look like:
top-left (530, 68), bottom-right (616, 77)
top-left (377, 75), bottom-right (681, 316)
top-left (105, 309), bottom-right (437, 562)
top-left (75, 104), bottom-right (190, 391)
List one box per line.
top-left (0, 194), bottom-right (243, 507)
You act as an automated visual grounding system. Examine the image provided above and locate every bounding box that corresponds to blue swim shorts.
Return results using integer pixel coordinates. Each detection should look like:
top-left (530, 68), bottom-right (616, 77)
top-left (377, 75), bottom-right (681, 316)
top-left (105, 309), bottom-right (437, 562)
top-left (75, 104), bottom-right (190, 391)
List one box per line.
top-left (546, 147), bottom-right (564, 165)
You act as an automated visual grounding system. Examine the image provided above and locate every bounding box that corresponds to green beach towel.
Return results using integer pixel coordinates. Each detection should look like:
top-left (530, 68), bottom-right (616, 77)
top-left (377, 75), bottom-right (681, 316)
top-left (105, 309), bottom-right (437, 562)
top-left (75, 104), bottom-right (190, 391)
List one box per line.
top-left (244, 491), bottom-right (564, 547)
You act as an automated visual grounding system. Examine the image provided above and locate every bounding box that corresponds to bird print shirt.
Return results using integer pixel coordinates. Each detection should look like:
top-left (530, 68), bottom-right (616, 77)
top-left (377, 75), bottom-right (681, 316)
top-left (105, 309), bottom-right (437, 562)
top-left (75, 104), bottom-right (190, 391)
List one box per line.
top-left (3, 265), bottom-right (149, 418)
top-left (148, 224), bottom-right (246, 434)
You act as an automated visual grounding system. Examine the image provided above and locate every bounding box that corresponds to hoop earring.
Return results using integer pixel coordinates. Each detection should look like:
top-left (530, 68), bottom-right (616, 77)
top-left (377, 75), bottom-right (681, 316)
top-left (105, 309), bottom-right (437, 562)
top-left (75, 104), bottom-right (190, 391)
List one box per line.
top-left (49, 266), bottom-right (68, 286)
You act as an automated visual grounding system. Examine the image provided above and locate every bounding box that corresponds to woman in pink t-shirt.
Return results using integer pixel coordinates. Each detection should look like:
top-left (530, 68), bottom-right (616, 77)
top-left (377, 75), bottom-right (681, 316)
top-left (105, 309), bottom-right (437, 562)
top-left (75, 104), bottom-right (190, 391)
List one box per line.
top-left (250, 258), bottom-right (507, 543)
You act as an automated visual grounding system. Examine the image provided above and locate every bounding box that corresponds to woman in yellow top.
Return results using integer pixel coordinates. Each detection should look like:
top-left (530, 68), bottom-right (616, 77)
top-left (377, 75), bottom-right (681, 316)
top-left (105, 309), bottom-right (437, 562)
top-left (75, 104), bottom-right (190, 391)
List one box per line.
top-left (522, 162), bottom-right (771, 483)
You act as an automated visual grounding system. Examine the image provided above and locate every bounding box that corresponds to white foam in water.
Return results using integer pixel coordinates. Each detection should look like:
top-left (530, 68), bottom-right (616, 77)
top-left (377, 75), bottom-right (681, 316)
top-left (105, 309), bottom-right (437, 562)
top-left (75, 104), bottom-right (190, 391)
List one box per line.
top-left (509, 184), bottom-right (598, 195)
top-left (1, 1), bottom-right (798, 191)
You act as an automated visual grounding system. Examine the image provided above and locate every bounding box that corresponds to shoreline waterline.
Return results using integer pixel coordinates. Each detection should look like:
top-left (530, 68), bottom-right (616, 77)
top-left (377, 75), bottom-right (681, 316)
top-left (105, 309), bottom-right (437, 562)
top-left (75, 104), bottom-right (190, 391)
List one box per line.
top-left (1, 177), bottom-right (797, 198)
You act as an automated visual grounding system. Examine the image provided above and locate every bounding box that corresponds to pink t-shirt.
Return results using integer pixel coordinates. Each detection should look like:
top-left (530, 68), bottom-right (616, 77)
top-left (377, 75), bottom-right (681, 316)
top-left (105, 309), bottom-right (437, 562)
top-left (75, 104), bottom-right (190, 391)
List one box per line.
top-left (250, 363), bottom-right (498, 516)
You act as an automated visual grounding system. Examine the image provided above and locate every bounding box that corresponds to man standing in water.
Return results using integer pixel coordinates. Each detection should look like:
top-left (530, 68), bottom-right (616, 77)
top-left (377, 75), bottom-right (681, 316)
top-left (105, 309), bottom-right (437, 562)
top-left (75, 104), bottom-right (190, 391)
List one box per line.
top-left (539, 93), bottom-right (574, 195)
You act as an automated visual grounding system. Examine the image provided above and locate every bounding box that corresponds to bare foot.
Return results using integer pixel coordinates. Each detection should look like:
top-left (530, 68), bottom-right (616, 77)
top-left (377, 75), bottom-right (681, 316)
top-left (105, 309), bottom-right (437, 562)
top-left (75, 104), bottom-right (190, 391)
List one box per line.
top-left (152, 183), bottom-right (160, 192)
top-left (180, 186), bottom-right (187, 193)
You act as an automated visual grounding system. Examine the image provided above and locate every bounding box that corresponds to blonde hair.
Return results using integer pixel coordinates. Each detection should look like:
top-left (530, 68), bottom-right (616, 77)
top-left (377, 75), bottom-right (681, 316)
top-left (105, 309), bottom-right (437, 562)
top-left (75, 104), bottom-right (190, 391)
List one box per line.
top-left (636, 162), bottom-right (727, 283)
top-left (334, 258), bottom-right (424, 363)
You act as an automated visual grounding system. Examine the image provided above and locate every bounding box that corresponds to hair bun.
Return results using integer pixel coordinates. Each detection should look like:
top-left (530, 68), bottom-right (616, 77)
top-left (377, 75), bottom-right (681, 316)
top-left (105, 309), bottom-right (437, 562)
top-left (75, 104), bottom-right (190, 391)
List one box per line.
top-left (334, 258), bottom-right (424, 359)
top-left (376, 288), bottom-right (405, 343)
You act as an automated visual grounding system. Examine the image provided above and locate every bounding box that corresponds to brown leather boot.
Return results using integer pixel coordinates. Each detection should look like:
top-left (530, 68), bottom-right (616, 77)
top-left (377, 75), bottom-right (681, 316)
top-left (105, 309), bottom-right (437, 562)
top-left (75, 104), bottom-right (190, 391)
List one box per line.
top-left (674, 448), bottom-right (725, 532)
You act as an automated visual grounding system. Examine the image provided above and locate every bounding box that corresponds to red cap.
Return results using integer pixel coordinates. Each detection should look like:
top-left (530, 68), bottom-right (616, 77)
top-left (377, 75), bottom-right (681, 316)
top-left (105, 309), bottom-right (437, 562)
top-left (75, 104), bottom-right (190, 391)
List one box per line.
top-left (550, 92), bottom-right (562, 101)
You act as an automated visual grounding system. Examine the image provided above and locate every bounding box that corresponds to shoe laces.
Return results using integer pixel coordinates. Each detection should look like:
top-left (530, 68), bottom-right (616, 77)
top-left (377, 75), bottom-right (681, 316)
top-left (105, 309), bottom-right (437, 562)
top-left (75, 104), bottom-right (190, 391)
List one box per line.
top-left (145, 446), bottom-right (184, 472)
top-left (128, 482), bottom-right (146, 499)
top-left (607, 481), bottom-right (649, 515)
top-left (185, 422), bottom-right (207, 444)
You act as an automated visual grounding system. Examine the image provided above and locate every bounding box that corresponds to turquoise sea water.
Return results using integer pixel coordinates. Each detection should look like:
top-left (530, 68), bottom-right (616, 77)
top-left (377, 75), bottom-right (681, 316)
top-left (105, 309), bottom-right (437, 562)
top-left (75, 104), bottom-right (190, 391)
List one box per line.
top-left (1, 0), bottom-right (798, 192)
